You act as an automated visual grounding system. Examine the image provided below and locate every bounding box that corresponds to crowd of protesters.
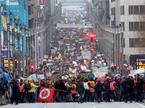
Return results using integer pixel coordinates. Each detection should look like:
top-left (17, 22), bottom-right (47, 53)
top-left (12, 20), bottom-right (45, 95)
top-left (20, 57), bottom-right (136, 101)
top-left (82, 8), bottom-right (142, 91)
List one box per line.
top-left (0, 29), bottom-right (145, 105)
top-left (0, 72), bottom-right (145, 105)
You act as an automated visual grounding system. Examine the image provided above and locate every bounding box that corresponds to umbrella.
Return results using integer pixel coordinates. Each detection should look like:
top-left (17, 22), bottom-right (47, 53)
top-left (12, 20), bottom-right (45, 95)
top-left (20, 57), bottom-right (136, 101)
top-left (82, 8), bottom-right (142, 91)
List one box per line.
top-left (115, 74), bottom-right (121, 78)
top-left (96, 77), bottom-right (106, 83)
top-left (128, 74), bottom-right (135, 78)
top-left (133, 69), bottom-right (145, 74)
top-left (27, 74), bottom-right (38, 82)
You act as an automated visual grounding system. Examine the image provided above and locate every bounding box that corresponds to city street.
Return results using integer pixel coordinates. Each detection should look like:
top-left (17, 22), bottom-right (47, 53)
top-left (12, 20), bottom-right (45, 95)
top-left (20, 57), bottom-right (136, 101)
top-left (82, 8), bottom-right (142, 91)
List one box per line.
top-left (0, 0), bottom-right (145, 107)
top-left (1, 103), bottom-right (145, 108)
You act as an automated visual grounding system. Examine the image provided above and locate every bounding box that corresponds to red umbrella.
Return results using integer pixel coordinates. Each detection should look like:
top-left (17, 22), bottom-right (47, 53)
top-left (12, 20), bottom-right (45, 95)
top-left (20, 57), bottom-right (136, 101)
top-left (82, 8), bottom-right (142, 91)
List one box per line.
top-left (96, 77), bottom-right (107, 83)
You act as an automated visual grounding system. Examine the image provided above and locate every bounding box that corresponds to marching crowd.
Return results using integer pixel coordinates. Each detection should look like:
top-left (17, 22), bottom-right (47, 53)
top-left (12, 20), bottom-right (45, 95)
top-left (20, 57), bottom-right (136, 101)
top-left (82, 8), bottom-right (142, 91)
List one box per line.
top-left (0, 29), bottom-right (145, 105)
top-left (0, 71), bottom-right (145, 105)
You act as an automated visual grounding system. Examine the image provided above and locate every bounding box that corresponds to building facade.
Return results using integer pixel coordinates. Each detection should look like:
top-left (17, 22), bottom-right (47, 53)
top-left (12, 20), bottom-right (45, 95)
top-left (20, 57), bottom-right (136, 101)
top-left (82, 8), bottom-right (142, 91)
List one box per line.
top-left (110, 0), bottom-right (145, 69)
top-left (92, 0), bottom-right (145, 69)
top-left (27, 0), bottom-right (62, 70)
top-left (91, 0), bottom-right (117, 67)
top-left (0, 0), bottom-right (29, 72)
top-left (92, 0), bottom-right (110, 26)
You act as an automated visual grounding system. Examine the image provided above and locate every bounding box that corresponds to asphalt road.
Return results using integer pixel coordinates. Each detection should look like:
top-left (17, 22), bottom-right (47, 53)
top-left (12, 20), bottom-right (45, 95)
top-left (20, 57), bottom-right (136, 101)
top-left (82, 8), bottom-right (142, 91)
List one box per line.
top-left (0, 103), bottom-right (145, 108)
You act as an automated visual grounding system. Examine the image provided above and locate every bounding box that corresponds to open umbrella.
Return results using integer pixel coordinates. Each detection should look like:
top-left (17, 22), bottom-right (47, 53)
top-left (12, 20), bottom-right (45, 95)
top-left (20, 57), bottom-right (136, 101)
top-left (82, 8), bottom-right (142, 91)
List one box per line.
top-left (27, 74), bottom-right (38, 82)
top-left (96, 77), bottom-right (106, 83)
top-left (134, 69), bottom-right (145, 74)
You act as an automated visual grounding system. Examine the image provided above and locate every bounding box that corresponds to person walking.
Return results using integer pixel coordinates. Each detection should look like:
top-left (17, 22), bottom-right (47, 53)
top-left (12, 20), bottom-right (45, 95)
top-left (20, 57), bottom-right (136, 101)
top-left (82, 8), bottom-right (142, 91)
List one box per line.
top-left (18, 79), bottom-right (26, 103)
top-left (27, 80), bottom-right (37, 103)
top-left (136, 75), bottom-right (144, 102)
top-left (0, 78), bottom-right (8, 105)
top-left (71, 80), bottom-right (77, 102)
top-left (10, 79), bottom-right (19, 105)
top-left (83, 79), bottom-right (90, 102)
top-left (88, 78), bottom-right (95, 102)
top-left (76, 79), bottom-right (84, 103)
top-left (95, 81), bottom-right (103, 102)
top-left (109, 80), bottom-right (116, 101)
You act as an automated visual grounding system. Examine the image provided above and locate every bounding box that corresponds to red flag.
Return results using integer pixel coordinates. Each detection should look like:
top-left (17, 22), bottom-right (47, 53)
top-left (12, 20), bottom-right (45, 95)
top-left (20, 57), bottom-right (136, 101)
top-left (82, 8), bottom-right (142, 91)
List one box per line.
top-left (38, 87), bottom-right (55, 103)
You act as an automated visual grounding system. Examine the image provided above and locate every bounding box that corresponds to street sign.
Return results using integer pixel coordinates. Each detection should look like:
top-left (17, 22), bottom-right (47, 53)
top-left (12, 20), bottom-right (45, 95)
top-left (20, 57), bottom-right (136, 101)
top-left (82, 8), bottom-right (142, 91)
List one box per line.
top-left (136, 59), bottom-right (145, 69)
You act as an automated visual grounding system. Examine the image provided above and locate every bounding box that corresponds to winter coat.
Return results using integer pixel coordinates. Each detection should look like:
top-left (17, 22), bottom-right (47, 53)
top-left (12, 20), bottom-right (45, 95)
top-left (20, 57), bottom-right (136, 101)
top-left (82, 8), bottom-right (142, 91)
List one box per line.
top-left (136, 79), bottom-right (144, 91)
top-left (28, 82), bottom-right (37, 93)
top-left (110, 81), bottom-right (115, 91)
top-left (76, 81), bottom-right (84, 94)
top-left (95, 82), bottom-right (103, 92)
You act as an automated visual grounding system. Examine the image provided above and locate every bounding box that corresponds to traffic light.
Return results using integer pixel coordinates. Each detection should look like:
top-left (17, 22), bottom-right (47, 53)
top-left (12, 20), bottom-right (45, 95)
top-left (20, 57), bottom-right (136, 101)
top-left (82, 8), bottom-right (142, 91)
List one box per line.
top-left (88, 32), bottom-right (95, 42)
top-left (30, 64), bottom-right (35, 72)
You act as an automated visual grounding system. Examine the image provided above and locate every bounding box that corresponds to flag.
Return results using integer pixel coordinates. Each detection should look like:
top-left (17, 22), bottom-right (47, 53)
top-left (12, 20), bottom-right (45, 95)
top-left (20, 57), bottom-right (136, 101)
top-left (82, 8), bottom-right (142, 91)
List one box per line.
top-left (38, 87), bottom-right (55, 103)
top-left (1, 16), bottom-right (7, 31)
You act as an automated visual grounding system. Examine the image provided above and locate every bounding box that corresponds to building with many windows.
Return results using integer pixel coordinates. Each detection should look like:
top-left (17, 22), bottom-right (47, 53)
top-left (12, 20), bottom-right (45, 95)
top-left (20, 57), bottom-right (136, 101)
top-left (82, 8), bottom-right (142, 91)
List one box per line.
top-left (0, 0), bottom-right (29, 72)
top-left (109, 0), bottom-right (145, 69)
top-left (27, 0), bottom-right (62, 70)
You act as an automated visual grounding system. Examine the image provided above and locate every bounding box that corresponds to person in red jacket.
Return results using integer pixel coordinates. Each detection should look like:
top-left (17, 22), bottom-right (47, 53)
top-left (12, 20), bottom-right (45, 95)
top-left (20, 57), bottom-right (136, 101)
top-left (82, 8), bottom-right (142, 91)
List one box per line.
top-left (109, 80), bottom-right (116, 101)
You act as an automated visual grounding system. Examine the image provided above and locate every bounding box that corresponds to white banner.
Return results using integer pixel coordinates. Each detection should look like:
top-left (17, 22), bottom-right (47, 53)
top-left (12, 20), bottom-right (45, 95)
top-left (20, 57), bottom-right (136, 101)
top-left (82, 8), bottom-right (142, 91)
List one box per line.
top-left (37, 74), bottom-right (45, 80)
top-left (93, 67), bottom-right (108, 78)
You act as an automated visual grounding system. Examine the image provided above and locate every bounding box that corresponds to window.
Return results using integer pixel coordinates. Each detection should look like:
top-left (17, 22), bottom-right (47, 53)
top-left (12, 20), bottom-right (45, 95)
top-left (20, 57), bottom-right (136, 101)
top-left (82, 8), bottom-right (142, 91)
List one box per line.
top-left (122, 37), bottom-right (125, 48)
top-left (129, 22), bottom-right (134, 31)
top-left (129, 5), bottom-right (145, 15)
top-left (28, 6), bottom-right (32, 15)
top-left (111, 8), bottom-right (115, 15)
top-left (121, 6), bottom-right (125, 15)
top-left (29, 19), bottom-right (33, 28)
top-left (129, 38), bottom-right (145, 48)
top-left (134, 6), bottom-right (140, 14)
top-left (129, 6), bottom-right (133, 14)
top-left (111, 0), bottom-right (115, 2)
top-left (121, 22), bottom-right (125, 31)
top-left (129, 22), bottom-right (145, 31)
top-left (140, 6), bottom-right (145, 14)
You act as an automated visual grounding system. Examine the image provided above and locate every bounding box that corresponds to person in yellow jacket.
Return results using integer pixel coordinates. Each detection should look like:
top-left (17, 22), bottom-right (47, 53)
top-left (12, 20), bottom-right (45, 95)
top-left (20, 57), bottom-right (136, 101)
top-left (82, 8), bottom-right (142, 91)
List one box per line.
top-left (88, 79), bottom-right (96, 102)
top-left (27, 80), bottom-right (38, 102)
